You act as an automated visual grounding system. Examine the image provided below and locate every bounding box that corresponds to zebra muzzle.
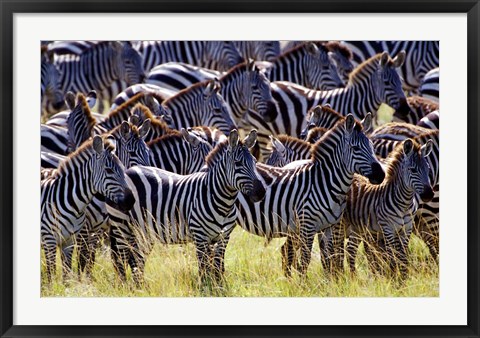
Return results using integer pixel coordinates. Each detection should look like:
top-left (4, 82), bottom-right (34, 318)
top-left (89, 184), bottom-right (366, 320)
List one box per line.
top-left (420, 185), bottom-right (434, 202)
top-left (114, 188), bottom-right (136, 212)
top-left (367, 162), bottom-right (386, 185)
top-left (395, 99), bottom-right (412, 118)
top-left (248, 179), bottom-right (266, 203)
top-left (263, 101), bottom-right (278, 123)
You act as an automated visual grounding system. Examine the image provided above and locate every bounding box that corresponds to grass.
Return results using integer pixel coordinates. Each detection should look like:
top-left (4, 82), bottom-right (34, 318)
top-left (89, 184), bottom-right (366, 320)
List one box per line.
top-left (41, 227), bottom-right (439, 297)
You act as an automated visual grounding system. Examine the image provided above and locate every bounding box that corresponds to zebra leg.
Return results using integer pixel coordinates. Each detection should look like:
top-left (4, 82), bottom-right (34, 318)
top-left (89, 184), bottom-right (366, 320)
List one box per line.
top-left (281, 235), bottom-right (296, 277)
top-left (109, 225), bottom-right (129, 282)
top-left (416, 220), bottom-right (439, 263)
top-left (195, 240), bottom-right (213, 284)
top-left (330, 223), bottom-right (346, 275)
top-left (318, 230), bottom-right (332, 273)
top-left (396, 228), bottom-right (412, 280)
top-left (60, 237), bottom-right (75, 281)
top-left (298, 230), bottom-right (315, 276)
top-left (346, 233), bottom-right (361, 274)
top-left (212, 235), bottom-right (230, 283)
top-left (43, 242), bottom-right (57, 284)
top-left (76, 227), bottom-right (92, 277)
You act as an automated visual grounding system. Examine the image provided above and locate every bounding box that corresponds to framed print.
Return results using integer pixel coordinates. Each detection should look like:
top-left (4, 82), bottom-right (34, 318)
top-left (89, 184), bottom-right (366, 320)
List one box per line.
top-left (1, 0), bottom-right (479, 337)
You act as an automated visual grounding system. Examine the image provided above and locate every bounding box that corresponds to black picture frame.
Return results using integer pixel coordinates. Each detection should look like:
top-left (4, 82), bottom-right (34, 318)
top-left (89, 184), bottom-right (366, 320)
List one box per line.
top-left (1, 1), bottom-right (479, 337)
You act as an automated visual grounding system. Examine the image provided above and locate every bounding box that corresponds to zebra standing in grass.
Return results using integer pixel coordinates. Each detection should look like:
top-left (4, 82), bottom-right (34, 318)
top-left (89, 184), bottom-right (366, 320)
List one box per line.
top-left (420, 67), bottom-right (439, 102)
top-left (343, 41), bottom-right (439, 92)
top-left (136, 40), bottom-right (244, 73)
top-left (370, 124), bottom-right (440, 261)
top-left (245, 52), bottom-right (409, 159)
top-left (236, 114), bottom-right (385, 276)
top-left (146, 60), bottom-right (278, 124)
top-left (53, 41), bottom-right (145, 112)
top-left (41, 135), bottom-right (134, 282)
top-left (233, 41), bottom-right (280, 61)
top-left (341, 139), bottom-right (434, 279)
top-left (107, 130), bottom-right (266, 284)
top-left (41, 47), bottom-right (64, 114)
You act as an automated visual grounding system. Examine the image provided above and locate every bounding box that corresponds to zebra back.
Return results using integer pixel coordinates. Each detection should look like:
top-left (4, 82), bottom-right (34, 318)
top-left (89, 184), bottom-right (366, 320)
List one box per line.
top-left (233, 41), bottom-right (280, 61)
top-left (420, 67), bottom-right (439, 102)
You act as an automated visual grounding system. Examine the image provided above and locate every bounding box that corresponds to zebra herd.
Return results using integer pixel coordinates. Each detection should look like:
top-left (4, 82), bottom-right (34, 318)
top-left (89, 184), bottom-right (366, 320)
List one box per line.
top-left (40, 40), bottom-right (439, 286)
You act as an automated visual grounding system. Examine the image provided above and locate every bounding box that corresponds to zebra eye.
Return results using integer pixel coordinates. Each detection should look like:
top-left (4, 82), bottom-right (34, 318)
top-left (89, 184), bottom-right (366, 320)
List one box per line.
top-left (105, 168), bottom-right (114, 174)
top-left (252, 85), bottom-right (258, 90)
top-left (352, 145), bottom-right (360, 151)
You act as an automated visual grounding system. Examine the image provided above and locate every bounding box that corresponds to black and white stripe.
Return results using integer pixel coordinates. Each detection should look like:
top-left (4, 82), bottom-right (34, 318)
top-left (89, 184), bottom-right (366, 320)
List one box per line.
top-left (233, 41), bottom-right (280, 61)
top-left (419, 67), bottom-right (439, 102)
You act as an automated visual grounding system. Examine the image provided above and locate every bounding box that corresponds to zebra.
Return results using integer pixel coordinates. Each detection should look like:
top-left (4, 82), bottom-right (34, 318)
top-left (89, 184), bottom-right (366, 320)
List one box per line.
top-left (109, 83), bottom-right (170, 114)
top-left (370, 123), bottom-right (439, 260)
top-left (261, 42), bottom-right (344, 90)
top-left (342, 41), bottom-right (439, 92)
top-left (420, 67), bottom-right (439, 102)
top-left (393, 96), bottom-right (439, 125)
top-left (245, 51), bottom-right (408, 160)
top-left (148, 128), bottom-right (227, 175)
top-left (233, 41), bottom-right (280, 61)
top-left (417, 110), bottom-right (439, 130)
top-left (107, 130), bottom-right (266, 284)
top-left (136, 40), bottom-right (244, 73)
top-left (265, 135), bottom-right (312, 167)
top-left (41, 46), bottom-right (64, 114)
top-left (341, 139), bottom-right (434, 279)
top-left (146, 60), bottom-right (278, 123)
top-left (280, 41), bottom-right (354, 85)
top-left (53, 41), bottom-right (145, 113)
top-left (41, 135), bottom-right (134, 282)
top-left (235, 113), bottom-right (385, 276)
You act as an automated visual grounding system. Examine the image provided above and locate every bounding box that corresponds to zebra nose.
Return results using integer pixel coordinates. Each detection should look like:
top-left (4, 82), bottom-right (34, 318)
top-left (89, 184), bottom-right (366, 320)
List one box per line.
top-left (368, 162), bottom-right (385, 185)
top-left (420, 185), bottom-right (434, 202)
top-left (116, 188), bottom-right (135, 212)
top-left (52, 100), bottom-right (65, 110)
top-left (263, 101), bottom-right (278, 123)
top-left (248, 179), bottom-right (266, 203)
top-left (139, 73), bottom-right (146, 83)
top-left (395, 99), bottom-right (411, 118)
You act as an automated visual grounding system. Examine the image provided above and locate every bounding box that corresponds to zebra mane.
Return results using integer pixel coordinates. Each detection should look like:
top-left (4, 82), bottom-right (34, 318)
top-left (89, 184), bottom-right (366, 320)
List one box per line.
top-left (347, 53), bottom-right (386, 84)
top-left (146, 129), bottom-right (182, 147)
top-left (67, 93), bottom-right (96, 150)
top-left (271, 134), bottom-right (311, 152)
top-left (381, 140), bottom-right (422, 183)
top-left (131, 103), bottom-right (170, 131)
top-left (310, 116), bottom-right (363, 162)
top-left (162, 80), bottom-right (212, 105)
top-left (74, 41), bottom-right (115, 57)
top-left (205, 141), bottom-right (229, 167)
top-left (305, 127), bottom-right (328, 143)
top-left (56, 136), bottom-right (115, 176)
top-left (324, 41), bottom-right (352, 59)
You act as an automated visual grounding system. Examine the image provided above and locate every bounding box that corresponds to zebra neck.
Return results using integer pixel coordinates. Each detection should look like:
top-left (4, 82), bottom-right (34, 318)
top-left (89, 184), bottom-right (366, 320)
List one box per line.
top-left (220, 71), bottom-right (248, 120)
top-left (270, 48), bottom-right (307, 86)
top-left (205, 162), bottom-right (238, 214)
top-left (55, 156), bottom-right (96, 212)
top-left (388, 165), bottom-right (416, 211)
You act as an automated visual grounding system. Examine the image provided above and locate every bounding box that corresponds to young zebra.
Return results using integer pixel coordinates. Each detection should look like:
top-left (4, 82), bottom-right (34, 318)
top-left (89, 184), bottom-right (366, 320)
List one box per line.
top-left (41, 135), bottom-right (134, 282)
top-left (235, 114), bottom-right (385, 276)
top-left (343, 41), bottom-right (439, 92)
top-left (244, 51), bottom-right (410, 160)
top-left (146, 60), bottom-right (278, 123)
top-left (233, 41), bottom-right (280, 61)
top-left (259, 42), bottom-right (344, 90)
top-left (107, 130), bottom-right (266, 284)
top-left (52, 41), bottom-right (145, 113)
top-left (136, 40), bottom-right (244, 73)
top-left (41, 46), bottom-right (64, 115)
top-left (341, 139), bottom-right (434, 279)
top-left (420, 67), bottom-right (439, 102)
top-left (265, 135), bottom-right (313, 167)
top-left (370, 124), bottom-right (440, 261)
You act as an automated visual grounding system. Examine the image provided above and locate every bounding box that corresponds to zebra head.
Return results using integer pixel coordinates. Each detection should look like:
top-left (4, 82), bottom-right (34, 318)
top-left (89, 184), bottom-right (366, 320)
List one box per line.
top-left (266, 136), bottom-right (288, 167)
top-left (300, 104), bottom-right (343, 139)
top-left (116, 118), bottom-right (151, 167)
top-left (342, 113), bottom-right (385, 184)
top-left (246, 60), bottom-right (278, 122)
top-left (207, 41), bottom-right (244, 71)
top-left (376, 51), bottom-right (411, 118)
top-left (181, 128), bottom-right (214, 171)
top-left (224, 130), bottom-right (266, 202)
top-left (202, 80), bottom-right (237, 134)
top-left (303, 42), bottom-right (344, 90)
top-left (41, 48), bottom-right (64, 110)
top-left (114, 41), bottom-right (146, 85)
top-left (401, 139), bottom-right (434, 202)
top-left (91, 135), bottom-right (135, 212)
top-left (325, 41), bottom-right (354, 84)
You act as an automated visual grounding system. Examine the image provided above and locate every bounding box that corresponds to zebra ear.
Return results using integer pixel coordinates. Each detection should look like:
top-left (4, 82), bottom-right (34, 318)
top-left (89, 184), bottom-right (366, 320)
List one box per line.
top-left (247, 58), bottom-right (257, 72)
top-left (120, 121), bottom-right (131, 140)
top-left (379, 51), bottom-right (389, 67)
top-left (403, 139), bottom-right (414, 156)
top-left (345, 114), bottom-right (355, 133)
top-left (270, 135), bottom-right (285, 153)
top-left (421, 139), bottom-right (433, 157)
top-left (228, 129), bottom-right (239, 149)
top-left (306, 42), bottom-right (319, 55)
top-left (361, 113), bottom-right (373, 134)
top-left (204, 80), bottom-right (215, 97)
top-left (181, 128), bottom-right (201, 147)
top-left (92, 135), bottom-right (104, 155)
top-left (393, 50), bottom-right (406, 68)
top-left (139, 119), bottom-right (151, 138)
top-left (243, 129), bottom-right (258, 149)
